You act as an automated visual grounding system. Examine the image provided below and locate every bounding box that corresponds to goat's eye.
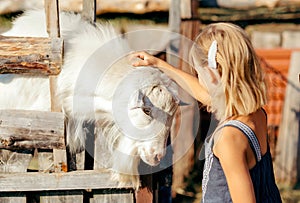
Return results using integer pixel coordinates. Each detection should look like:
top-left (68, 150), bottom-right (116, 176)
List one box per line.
top-left (142, 107), bottom-right (151, 116)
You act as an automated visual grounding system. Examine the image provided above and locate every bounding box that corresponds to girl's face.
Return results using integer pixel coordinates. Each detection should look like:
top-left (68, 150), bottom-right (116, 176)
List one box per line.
top-left (190, 37), bottom-right (221, 94)
top-left (190, 50), bottom-right (221, 96)
top-left (196, 65), bottom-right (221, 95)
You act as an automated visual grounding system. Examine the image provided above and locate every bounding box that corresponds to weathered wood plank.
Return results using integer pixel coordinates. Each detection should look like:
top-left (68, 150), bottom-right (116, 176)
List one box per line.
top-left (0, 0), bottom-right (170, 15)
top-left (49, 76), bottom-right (61, 112)
top-left (171, 0), bottom-right (200, 198)
top-left (0, 170), bottom-right (133, 191)
top-left (171, 20), bottom-right (200, 198)
top-left (44, 0), bottom-right (60, 38)
top-left (0, 36), bottom-right (63, 75)
top-left (167, 0), bottom-right (181, 68)
top-left (91, 189), bottom-right (134, 203)
top-left (181, 0), bottom-right (199, 19)
top-left (95, 0), bottom-right (169, 14)
top-left (82, 0), bottom-right (96, 23)
top-left (282, 31), bottom-right (300, 49)
top-left (0, 192), bottom-right (26, 203)
top-left (38, 149), bottom-right (55, 172)
top-left (167, 0), bottom-right (183, 198)
top-left (40, 191), bottom-right (84, 203)
top-left (169, 0), bottom-right (181, 33)
top-left (198, 5), bottom-right (300, 22)
top-left (0, 149), bottom-right (33, 172)
top-left (76, 151), bottom-right (85, 170)
top-left (45, 0), bottom-right (68, 176)
top-left (53, 149), bottom-right (68, 172)
top-left (0, 110), bottom-right (65, 150)
top-left (0, 149), bottom-right (32, 202)
top-left (37, 149), bottom-right (68, 173)
top-left (181, 0), bottom-right (192, 19)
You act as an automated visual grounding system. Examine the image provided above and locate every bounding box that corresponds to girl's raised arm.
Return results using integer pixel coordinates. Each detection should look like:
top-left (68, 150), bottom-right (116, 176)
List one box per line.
top-left (132, 51), bottom-right (210, 106)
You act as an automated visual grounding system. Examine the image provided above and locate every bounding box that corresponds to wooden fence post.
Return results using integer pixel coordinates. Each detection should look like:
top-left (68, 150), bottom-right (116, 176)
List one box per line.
top-left (169, 0), bottom-right (201, 198)
top-left (44, 0), bottom-right (67, 173)
top-left (0, 110), bottom-right (65, 203)
top-left (274, 51), bottom-right (300, 188)
top-left (82, 0), bottom-right (96, 23)
top-left (167, 0), bottom-right (181, 68)
top-left (41, 0), bottom-right (76, 202)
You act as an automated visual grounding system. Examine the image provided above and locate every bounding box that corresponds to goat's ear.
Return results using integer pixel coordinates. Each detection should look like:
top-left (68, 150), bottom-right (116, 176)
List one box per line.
top-left (172, 94), bottom-right (189, 106)
top-left (166, 84), bottom-right (189, 107)
top-left (178, 100), bottom-right (190, 106)
top-left (129, 90), bottom-right (144, 109)
top-left (133, 90), bottom-right (144, 107)
top-left (165, 94), bottom-right (190, 116)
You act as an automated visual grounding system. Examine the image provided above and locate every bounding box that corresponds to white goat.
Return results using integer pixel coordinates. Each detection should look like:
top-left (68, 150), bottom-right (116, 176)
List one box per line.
top-left (0, 10), bottom-right (179, 189)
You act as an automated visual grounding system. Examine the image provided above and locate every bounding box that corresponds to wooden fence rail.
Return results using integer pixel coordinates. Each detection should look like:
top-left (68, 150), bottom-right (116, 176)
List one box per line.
top-left (0, 110), bottom-right (64, 150)
top-left (0, 36), bottom-right (63, 75)
top-left (0, 170), bottom-right (132, 192)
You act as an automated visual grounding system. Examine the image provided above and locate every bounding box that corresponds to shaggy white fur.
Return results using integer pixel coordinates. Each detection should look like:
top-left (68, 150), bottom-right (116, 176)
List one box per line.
top-left (0, 10), bottom-right (179, 189)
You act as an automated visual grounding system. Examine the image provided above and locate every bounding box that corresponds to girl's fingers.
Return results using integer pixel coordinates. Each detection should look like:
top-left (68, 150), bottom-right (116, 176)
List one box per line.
top-left (135, 53), bottom-right (145, 60)
top-left (132, 59), bottom-right (149, 67)
top-left (131, 51), bottom-right (146, 59)
top-left (130, 51), bottom-right (150, 66)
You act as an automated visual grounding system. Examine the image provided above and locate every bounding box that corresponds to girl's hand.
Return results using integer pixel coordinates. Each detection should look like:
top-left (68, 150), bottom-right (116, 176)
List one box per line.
top-left (131, 51), bottom-right (161, 68)
top-left (131, 52), bottom-right (210, 104)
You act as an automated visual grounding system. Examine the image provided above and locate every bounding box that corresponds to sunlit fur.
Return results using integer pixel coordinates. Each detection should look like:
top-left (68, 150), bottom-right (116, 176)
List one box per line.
top-left (0, 10), bottom-right (179, 189)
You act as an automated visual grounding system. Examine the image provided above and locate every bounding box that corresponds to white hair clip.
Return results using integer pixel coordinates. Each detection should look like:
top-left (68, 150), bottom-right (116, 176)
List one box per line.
top-left (208, 40), bottom-right (218, 69)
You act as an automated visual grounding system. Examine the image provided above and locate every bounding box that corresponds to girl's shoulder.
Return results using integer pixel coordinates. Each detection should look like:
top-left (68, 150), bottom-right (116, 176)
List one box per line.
top-left (218, 108), bottom-right (267, 143)
top-left (213, 122), bottom-right (249, 160)
top-left (213, 108), bottom-right (268, 163)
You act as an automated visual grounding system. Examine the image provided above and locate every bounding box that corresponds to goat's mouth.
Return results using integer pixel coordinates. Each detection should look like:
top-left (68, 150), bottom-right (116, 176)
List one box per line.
top-left (141, 156), bottom-right (160, 166)
top-left (140, 153), bottom-right (165, 166)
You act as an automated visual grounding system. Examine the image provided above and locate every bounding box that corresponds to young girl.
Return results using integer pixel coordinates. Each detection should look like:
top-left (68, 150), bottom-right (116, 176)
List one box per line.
top-left (132, 23), bottom-right (282, 202)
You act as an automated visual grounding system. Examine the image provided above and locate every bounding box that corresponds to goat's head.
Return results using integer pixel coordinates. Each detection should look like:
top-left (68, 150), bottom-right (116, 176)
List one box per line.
top-left (93, 58), bottom-right (181, 188)
top-left (108, 67), bottom-right (179, 167)
top-left (128, 83), bottom-right (178, 166)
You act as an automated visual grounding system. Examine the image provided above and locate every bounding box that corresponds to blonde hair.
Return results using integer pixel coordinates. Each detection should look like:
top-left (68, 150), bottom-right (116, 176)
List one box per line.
top-left (192, 22), bottom-right (267, 119)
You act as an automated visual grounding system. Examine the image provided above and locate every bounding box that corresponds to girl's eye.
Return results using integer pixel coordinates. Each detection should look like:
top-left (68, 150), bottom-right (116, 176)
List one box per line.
top-left (142, 107), bottom-right (151, 116)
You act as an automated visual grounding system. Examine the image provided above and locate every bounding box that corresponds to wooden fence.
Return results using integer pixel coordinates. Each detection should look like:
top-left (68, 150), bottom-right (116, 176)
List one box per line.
top-left (0, 0), bottom-right (137, 202)
top-left (6, 0), bottom-right (296, 201)
top-left (0, 109), bottom-right (135, 202)
top-left (0, 0), bottom-right (203, 201)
